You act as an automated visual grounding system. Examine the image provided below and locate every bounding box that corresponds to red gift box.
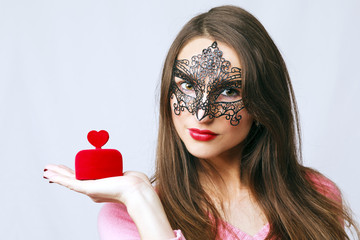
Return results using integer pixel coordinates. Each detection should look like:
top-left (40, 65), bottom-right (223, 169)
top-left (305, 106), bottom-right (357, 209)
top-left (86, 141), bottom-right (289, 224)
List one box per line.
top-left (75, 130), bottom-right (123, 180)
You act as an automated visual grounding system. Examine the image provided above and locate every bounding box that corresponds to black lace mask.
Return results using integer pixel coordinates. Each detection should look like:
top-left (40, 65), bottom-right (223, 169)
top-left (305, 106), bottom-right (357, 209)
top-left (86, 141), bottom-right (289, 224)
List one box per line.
top-left (170, 41), bottom-right (244, 126)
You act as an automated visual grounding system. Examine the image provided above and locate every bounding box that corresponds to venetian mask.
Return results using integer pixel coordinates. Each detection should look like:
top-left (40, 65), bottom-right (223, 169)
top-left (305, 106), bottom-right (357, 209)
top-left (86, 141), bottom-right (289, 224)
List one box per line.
top-left (170, 41), bottom-right (244, 126)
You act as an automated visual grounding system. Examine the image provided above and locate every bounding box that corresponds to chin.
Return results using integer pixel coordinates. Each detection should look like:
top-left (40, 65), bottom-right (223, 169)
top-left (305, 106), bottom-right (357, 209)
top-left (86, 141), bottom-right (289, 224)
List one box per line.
top-left (185, 145), bottom-right (221, 160)
top-left (190, 153), bottom-right (215, 160)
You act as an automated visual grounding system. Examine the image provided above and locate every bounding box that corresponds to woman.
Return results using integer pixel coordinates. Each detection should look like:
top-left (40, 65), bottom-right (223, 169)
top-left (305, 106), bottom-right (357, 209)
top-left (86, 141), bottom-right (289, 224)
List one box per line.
top-left (43, 5), bottom-right (359, 240)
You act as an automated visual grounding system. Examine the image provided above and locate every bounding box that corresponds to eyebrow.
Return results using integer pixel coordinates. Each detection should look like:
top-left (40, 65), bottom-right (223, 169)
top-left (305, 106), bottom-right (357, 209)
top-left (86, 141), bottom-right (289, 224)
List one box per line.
top-left (209, 80), bottom-right (242, 94)
top-left (173, 60), bottom-right (191, 77)
top-left (173, 66), bottom-right (194, 84)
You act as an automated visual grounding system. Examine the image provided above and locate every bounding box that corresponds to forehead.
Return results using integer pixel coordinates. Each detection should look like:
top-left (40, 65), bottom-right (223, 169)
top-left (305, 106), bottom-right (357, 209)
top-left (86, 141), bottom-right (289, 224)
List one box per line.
top-left (177, 37), bottom-right (242, 68)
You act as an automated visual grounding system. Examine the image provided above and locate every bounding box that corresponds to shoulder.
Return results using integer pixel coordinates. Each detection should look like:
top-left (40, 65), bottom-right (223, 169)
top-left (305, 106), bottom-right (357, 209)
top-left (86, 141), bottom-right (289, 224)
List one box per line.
top-left (98, 203), bottom-right (140, 240)
top-left (98, 203), bottom-right (187, 240)
top-left (304, 168), bottom-right (342, 204)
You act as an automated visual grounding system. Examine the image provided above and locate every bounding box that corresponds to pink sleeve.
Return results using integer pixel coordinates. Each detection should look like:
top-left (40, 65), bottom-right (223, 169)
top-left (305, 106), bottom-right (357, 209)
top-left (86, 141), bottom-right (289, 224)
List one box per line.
top-left (98, 203), bottom-right (186, 240)
top-left (306, 171), bottom-right (344, 226)
top-left (98, 203), bottom-right (140, 240)
top-left (172, 230), bottom-right (187, 240)
top-left (306, 172), bottom-right (342, 204)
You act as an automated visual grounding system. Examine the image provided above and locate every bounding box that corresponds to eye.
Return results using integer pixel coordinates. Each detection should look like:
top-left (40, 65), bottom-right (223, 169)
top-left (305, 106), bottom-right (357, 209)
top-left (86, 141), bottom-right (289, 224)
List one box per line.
top-left (220, 88), bottom-right (240, 97)
top-left (180, 82), bottom-right (194, 91)
top-left (216, 88), bottom-right (241, 102)
top-left (177, 81), bottom-right (196, 98)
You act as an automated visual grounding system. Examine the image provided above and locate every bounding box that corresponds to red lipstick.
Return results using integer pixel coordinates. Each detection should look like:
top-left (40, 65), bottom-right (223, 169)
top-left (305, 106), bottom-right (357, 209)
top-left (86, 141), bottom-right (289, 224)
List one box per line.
top-left (188, 128), bottom-right (218, 141)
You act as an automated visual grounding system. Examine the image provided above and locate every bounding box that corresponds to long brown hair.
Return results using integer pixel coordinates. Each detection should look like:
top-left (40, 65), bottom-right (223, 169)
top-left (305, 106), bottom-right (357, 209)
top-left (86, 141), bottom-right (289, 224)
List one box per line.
top-left (154, 5), bottom-right (359, 240)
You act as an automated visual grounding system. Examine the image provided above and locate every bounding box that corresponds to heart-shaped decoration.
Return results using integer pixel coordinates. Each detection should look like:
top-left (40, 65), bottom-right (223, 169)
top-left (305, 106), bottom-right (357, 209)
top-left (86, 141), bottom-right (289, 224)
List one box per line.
top-left (87, 130), bottom-right (109, 149)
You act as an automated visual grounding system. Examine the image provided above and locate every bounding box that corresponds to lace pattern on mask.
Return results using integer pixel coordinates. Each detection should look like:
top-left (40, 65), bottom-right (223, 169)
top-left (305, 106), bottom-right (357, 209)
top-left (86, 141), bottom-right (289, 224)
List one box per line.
top-left (170, 41), bottom-right (244, 126)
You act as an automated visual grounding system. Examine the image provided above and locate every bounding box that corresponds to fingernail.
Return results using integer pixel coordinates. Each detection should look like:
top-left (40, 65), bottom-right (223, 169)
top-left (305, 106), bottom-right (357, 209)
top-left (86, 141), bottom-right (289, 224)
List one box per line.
top-left (44, 169), bottom-right (48, 172)
top-left (43, 176), bottom-right (48, 179)
top-left (49, 181), bottom-right (53, 183)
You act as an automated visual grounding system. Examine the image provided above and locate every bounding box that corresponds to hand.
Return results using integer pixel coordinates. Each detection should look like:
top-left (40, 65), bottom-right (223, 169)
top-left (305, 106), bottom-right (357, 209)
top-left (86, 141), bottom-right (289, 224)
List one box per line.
top-left (43, 164), bottom-right (154, 204)
top-left (43, 164), bottom-right (175, 239)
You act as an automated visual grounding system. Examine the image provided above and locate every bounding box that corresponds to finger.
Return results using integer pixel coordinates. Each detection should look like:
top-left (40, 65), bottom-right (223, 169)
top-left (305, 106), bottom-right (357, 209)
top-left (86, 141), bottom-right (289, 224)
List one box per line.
top-left (44, 167), bottom-right (77, 184)
top-left (43, 169), bottom-right (73, 183)
top-left (44, 164), bottom-right (75, 178)
top-left (46, 172), bottom-right (90, 194)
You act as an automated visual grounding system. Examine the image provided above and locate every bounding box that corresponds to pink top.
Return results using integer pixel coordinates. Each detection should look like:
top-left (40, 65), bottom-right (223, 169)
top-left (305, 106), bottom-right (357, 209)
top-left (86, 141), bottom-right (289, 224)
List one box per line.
top-left (98, 173), bottom-right (341, 240)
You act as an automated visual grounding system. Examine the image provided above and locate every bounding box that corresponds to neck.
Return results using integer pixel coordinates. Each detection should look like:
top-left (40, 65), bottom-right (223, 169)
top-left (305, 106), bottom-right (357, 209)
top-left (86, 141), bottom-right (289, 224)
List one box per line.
top-left (197, 144), bottom-right (247, 200)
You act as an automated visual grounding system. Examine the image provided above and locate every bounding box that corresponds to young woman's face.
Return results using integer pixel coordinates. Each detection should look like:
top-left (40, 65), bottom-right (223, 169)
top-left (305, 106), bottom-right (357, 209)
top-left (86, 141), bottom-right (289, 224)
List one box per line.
top-left (171, 37), bottom-right (254, 160)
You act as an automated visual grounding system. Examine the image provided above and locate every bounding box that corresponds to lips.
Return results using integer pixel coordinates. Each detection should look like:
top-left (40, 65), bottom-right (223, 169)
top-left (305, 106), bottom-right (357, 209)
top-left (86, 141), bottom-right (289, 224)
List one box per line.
top-left (188, 128), bottom-right (218, 141)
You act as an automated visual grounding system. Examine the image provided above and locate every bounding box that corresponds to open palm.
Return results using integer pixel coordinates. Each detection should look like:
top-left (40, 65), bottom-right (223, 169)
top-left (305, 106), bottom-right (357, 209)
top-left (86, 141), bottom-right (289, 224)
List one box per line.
top-left (43, 164), bottom-right (154, 204)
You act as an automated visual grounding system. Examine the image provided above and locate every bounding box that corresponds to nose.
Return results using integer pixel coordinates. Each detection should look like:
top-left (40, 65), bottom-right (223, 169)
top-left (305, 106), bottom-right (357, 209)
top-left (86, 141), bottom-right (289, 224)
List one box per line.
top-left (195, 108), bottom-right (213, 123)
top-left (195, 91), bottom-right (213, 123)
top-left (195, 88), bottom-right (213, 123)
top-left (196, 108), bottom-right (205, 121)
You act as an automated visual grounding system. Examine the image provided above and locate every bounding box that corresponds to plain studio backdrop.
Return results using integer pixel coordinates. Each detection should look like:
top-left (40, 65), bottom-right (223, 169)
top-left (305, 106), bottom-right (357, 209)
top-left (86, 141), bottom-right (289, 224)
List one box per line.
top-left (0, 0), bottom-right (359, 239)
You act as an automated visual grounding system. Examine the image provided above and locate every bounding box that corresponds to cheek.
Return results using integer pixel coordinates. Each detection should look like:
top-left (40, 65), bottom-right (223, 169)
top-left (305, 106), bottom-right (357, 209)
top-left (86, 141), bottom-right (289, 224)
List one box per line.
top-left (170, 94), bottom-right (176, 110)
top-left (170, 95), bottom-right (178, 120)
top-left (170, 96), bottom-right (196, 142)
top-left (241, 110), bottom-right (253, 126)
top-left (228, 110), bottom-right (253, 140)
top-left (170, 95), bottom-right (185, 130)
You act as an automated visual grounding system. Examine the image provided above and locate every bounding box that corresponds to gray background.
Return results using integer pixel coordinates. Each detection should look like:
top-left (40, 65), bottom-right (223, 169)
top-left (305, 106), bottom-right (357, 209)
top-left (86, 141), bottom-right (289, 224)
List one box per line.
top-left (0, 0), bottom-right (359, 239)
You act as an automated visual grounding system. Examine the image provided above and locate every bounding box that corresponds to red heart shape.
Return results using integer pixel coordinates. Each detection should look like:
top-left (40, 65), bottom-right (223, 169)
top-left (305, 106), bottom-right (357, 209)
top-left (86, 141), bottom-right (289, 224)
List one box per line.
top-left (87, 130), bottom-right (109, 149)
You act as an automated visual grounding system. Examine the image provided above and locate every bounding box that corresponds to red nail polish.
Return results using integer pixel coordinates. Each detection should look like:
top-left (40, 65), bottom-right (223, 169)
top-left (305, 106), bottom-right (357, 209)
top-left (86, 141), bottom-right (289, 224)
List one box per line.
top-left (43, 176), bottom-right (48, 179)
top-left (49, 181), bottom-right (53, 183)
top-left (44, 169), bottom-right (48, 172)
